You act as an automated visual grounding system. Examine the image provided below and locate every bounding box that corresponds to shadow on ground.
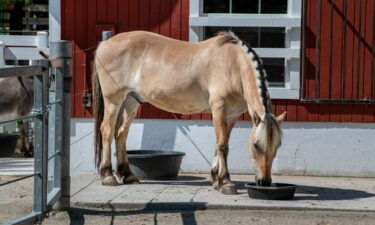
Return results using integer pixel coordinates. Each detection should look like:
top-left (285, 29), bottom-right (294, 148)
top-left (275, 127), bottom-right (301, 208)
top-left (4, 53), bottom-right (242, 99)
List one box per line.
top-left (67, 203), bottom-right (208, 225)
top-left (142, 175), bottom-right (375, 201)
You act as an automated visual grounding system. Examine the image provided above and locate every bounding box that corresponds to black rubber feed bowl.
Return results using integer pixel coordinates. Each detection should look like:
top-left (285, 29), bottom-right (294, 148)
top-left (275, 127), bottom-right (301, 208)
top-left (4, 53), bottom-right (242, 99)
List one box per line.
top-left (0, 133), bottom-right (20, 157)
top-left (127, 150), bottom-right (185, 180)
top-left (245, 182), bottom-right (297, 200)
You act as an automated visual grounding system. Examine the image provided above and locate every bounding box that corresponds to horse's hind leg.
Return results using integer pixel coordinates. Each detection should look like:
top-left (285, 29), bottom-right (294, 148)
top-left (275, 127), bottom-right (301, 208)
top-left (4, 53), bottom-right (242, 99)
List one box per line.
top-left (114, 95), bottom-right (140, 184)
top-left (210, 99), bottom-right (237, 195)
top-left (100, 99), bottom-right (123, 186)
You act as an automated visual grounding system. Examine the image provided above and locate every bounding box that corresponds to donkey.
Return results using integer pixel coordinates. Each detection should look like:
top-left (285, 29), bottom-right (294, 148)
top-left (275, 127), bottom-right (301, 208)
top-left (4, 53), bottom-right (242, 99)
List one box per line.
top-left (0, 77), bottom-right (34, 156)
top-left (93, 31), bottom-right (286, 194)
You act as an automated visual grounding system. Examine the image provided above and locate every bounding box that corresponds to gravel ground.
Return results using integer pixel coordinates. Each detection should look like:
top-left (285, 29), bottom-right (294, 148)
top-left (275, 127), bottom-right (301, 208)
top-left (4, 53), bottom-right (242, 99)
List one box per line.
top-left (44, 208), bottom-right (375, 225)
top-left (0, 176), bottom-right (34, 224)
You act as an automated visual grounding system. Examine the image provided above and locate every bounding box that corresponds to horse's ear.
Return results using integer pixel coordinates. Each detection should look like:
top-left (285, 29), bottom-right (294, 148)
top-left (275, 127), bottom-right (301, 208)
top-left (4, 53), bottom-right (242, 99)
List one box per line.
top-left (253, 112), bottom-right (261, 126)
top-left (276, 111), bottom-right (287, 123)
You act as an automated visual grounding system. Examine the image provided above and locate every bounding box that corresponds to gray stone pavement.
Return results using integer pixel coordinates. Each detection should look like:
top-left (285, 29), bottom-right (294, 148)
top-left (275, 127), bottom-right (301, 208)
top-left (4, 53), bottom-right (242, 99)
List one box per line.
top-left (71, 173), bottom-right (375, 211)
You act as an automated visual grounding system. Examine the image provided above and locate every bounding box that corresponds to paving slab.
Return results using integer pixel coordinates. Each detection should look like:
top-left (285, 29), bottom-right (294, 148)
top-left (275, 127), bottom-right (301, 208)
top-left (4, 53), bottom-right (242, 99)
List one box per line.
top-left (71, 173), bottom-right (375, 211)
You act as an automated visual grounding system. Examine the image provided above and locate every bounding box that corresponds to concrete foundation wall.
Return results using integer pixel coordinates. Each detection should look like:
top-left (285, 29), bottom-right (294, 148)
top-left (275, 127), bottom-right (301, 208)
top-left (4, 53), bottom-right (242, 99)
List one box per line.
top-left (70, 119), bottom-right (375, 177)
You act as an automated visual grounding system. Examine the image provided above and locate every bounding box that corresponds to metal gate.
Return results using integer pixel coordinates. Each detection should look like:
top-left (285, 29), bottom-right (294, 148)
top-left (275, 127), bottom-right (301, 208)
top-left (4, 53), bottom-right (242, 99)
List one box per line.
top-left (0, 40), bottom-right (72, 225)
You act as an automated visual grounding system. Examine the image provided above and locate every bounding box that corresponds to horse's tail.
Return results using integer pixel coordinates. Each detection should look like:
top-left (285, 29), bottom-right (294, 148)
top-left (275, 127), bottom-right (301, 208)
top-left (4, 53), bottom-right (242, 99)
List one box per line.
top-left (93, 59), bottom-right (104, 170)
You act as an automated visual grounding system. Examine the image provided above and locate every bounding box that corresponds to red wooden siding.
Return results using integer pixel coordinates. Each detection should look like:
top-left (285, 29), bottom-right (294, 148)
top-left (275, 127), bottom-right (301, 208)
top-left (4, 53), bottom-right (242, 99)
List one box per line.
top-left (62, 0), bottom-right (375, 122)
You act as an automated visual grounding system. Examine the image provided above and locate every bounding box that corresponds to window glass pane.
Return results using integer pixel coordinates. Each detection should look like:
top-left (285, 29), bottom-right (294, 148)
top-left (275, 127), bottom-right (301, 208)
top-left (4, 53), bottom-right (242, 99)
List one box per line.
top-left (259, 27), bottom-right (285, 48)
top-left (232, 0), bottom-right (258, 14)
top-left (203, 0), bottom-right (229, 13)
top-left (261, 0), bottom-right (288, 14)
top-left (263, 58), bottom-right (285, 86)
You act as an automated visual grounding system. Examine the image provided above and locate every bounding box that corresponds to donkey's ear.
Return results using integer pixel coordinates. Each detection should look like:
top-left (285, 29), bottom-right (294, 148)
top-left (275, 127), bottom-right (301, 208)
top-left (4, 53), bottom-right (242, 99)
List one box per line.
top-left (253, 112), bottom-right (261, 126)
top-left (276, 111), bottom-right (287, 123)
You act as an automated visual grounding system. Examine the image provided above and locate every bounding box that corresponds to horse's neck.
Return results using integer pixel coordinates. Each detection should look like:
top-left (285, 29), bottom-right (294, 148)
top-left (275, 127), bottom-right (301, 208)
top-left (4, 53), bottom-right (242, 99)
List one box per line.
top-left (241, 74), bottom-right (268, 119)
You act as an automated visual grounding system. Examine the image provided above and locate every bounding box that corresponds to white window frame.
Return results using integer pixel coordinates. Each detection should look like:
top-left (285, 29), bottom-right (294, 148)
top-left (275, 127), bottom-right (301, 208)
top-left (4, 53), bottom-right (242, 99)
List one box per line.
top-left (189, 0), bottom-right (301, 99)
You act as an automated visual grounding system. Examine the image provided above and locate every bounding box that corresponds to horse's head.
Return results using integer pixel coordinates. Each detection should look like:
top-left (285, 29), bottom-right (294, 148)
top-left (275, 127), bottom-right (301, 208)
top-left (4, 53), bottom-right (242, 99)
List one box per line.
top-left (249, 111), bottom-right (286, 186)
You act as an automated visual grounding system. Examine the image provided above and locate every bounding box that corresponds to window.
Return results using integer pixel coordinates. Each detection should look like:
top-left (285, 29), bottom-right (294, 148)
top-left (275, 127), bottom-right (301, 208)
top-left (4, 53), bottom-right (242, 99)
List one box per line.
top-left (189, 0), bottom-right (301, 99)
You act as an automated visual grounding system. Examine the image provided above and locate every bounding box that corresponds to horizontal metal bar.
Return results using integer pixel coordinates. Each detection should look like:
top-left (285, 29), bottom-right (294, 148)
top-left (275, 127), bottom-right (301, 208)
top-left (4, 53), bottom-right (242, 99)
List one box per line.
top-left (4, 47), bottom-right (50, 60)
top-left (47, 188), bottom-right (61, 207)
top-left (0, 66), bottom-right (44, 78)
top-left (48, 151), bottom-right (61, 161)
top-left (0, 112), bottom-right (43, 125)
top-left (0, 173), bottom-right (38, 187)
top-left (0, 35), bottom-right (39, 47)
top-left (300, 99), bottom-right (375, 104)
top-left (5, 212), bottom-right (42, 225)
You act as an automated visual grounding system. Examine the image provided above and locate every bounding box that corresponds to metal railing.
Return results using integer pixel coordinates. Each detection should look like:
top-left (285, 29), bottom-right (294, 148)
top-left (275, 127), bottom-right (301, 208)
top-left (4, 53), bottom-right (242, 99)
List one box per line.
top-left (300, 0), bottom-right (375, 104)
top-left (0, 40), bottom-right (71, 225)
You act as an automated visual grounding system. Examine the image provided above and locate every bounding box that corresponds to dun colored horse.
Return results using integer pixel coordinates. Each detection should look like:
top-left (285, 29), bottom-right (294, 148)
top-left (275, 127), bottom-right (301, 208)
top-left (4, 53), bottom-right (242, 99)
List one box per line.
top-left (93, 31), bottom-right (286, 195)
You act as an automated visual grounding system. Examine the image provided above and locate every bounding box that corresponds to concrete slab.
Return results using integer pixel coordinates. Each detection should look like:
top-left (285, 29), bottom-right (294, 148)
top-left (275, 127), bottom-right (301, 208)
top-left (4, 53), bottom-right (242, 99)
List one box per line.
top-left (70, 173), bottom-right (375, 211)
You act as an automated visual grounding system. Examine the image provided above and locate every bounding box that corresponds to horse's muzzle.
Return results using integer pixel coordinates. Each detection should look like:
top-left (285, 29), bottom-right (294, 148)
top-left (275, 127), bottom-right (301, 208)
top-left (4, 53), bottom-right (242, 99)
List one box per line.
top-left (255, 174), bottom-right (272, 186)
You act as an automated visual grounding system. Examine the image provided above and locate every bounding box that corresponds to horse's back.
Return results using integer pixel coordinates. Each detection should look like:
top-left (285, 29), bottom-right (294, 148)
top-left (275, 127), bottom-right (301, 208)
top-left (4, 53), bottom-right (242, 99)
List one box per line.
top-left (95, 31), bottom-right (246, 115)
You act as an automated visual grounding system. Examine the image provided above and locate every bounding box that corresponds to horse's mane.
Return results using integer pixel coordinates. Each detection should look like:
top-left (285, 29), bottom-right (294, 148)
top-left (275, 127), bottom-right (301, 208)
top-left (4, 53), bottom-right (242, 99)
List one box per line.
top-left (216, 31), bottom-right (271, 114)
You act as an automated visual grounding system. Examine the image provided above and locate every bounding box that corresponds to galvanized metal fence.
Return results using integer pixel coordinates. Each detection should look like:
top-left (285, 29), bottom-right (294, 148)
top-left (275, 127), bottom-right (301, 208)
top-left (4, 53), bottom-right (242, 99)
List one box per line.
top-left (0, 40), bottom-right (71, 225)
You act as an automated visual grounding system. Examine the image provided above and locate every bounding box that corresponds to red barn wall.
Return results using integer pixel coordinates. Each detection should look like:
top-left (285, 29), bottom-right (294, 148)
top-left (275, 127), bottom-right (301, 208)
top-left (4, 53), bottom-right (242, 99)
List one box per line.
top-left (61, 0), bottom-right (375, 122)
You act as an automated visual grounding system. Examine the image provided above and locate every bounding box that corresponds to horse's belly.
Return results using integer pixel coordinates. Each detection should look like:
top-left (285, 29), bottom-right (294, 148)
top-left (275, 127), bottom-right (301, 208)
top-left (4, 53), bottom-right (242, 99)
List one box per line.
top-left (139, 90), bottom-right (210, 114)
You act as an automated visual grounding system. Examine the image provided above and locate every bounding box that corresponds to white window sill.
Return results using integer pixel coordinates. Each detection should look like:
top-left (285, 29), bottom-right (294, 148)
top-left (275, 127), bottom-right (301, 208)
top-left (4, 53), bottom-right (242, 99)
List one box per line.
top-left (269, 87), bottom-right (299, 99)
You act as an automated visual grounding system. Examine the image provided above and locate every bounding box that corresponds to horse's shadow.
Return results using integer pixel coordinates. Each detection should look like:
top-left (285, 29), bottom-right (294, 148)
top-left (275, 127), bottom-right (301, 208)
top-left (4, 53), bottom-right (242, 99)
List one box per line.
top-left (142, 176), bottom-right (375, 201)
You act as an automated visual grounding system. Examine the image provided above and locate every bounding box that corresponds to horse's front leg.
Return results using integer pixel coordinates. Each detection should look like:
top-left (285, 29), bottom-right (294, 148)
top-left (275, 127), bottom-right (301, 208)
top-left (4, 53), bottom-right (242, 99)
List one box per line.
top-left (210, 100), bottom-right (238, 195)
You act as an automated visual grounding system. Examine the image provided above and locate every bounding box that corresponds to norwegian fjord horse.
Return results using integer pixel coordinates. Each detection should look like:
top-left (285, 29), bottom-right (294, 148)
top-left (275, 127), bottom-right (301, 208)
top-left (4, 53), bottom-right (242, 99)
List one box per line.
top-left (93, 31), bottom-right (286, 195)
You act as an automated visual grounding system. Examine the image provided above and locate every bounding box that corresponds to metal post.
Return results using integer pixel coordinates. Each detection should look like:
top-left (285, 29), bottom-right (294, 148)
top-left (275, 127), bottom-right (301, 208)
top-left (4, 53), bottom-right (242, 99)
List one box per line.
top-left (33, 60), bottom-right (49, 216)
top-left (0, 41), bottom-right (4, 68)
top-left (50, 41), bottom-right (72, 210)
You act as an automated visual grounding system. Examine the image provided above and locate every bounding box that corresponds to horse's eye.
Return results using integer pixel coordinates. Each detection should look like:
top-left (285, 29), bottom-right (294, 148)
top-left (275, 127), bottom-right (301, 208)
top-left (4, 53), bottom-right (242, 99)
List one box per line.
top-left (253, 143), bottom-right (260, 151)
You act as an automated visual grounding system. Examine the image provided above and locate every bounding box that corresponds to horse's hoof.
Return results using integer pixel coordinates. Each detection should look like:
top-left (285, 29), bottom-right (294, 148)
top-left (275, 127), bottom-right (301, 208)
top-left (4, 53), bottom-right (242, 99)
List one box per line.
top-left (123, 174), bottom-right (140, 184)
top-left (220, 184), bottom-right (238, 195)
top-left (102, 175), bottom-right (118, 186)
top-left (212, 181), bottom-right (220, 191)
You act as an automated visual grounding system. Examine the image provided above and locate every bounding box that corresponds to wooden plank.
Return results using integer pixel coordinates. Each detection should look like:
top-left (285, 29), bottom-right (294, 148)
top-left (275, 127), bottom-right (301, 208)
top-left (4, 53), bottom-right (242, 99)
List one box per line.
top-left (358, 0), bottom-right (367, 99)
top-left (150, 0), bottom-right (161, 34)
top-left (340, 104), bottom-right (352, 122)
top-left (352, 105), bottom-right (364, 122)
top-left (330, 0), bottom-right (343, 100)
top-left (286, 100), bottom-right (297, 121)
top-left (107, 0), bottom-right (118, 25)
top-left (275, 100), bottom-right (287, 120)
top-left (171, 0), bottom-right (181, 39)
top-left (118, 0), bottom-right (129, 32)
top-left (318, 0), bottom-right (331, 100)
top-left (96, 0), bottom-right (107, 24)
top-left (139, 0), bottom-right (150, 31)
top-left (352, 0), bottom-right (360, 100)
top-left (297, 102), bottom-right (308, 121)
top-left (160, 0), bottom-right (171, 37)
top-left (74, 0), bottom-right (86, 118)
top-left (363, 105), bottom-right (375, 122)
top-left (181, 0), bottom-right (189, 41)
top-left (307, 104), bottom-right (319, 121)
top-left (329, 105), bottom-right (341, 122)
top-left (343, 0), bottom-right (355, 102)
top-left (319, 104), bottom-right (330, 122)
top-left (305, 0), bottom-right (315, 99)
top-left (129, 0), bottom-right (139, 31)
top-left (363, 0), bottom-right (373, 100)
top-left (329, 0), bottom-right (343, 122)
